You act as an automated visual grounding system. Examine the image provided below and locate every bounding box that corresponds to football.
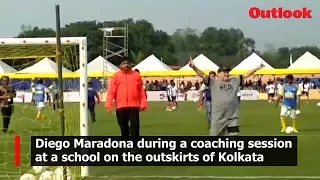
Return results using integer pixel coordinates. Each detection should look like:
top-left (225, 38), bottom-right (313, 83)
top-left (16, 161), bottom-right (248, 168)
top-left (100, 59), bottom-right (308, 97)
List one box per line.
top-left (19, 173), bottom-right (36, 180)
top-left (172, 106), bottom-right (177, 110)
top-left (285, 126), bottom-right (294, 134)
top-left (317, 102), bottom-right (320, 106)
top-left (32, 166), bottom-right (47, 175)
top-left (54, 167), bottom-right (73, 180)
top-left (39, 170), bottom-right (55, 180)
top-left (296, 110), bottom-right (301, 115)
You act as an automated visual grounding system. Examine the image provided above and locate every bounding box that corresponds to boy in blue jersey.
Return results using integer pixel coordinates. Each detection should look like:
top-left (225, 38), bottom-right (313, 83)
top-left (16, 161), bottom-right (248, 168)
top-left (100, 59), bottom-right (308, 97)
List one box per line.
top-left (88, 79), bottom-right (100, 123)
top-left (34, 79), bottom-right (49, 120)
top-left (275, 74), bottom-right (302, 133)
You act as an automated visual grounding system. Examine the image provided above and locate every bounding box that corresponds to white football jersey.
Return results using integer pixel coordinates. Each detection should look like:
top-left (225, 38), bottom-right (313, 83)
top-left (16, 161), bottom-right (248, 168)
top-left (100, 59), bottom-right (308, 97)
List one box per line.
top-left (298, 83), bottom-right (303, 91)
top-left (303, 83), bottom-right (310, 92)
top-left (266, 84), bottom-right (276, 94)
top-left (166, 85), bottom-right (178, 96)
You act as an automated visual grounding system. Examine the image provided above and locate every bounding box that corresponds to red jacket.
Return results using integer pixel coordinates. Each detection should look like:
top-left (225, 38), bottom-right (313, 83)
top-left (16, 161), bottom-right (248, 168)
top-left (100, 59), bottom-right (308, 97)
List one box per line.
top-left (106, 70), bottom-right (147, 110)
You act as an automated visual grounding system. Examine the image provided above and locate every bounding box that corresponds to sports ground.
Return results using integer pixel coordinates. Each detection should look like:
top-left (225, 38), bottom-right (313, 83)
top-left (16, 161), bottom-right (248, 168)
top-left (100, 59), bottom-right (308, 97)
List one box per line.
top-left (0, 101), bottom-right (320, 180)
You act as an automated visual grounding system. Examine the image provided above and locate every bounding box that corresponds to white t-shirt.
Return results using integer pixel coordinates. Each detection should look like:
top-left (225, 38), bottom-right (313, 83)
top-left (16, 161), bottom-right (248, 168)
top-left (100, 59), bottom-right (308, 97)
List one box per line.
top-left (199, 84), bottom-right (206, 91)
top-left (166, 85), bottom-right (178, 97)
top-left (49, 83), bottom-right (59, 95)
top-left (298, 83), bottom-right (303, 91)
top-left (276, 84), bottom-right (283, 93)
top-left (303, 83), bottom-right (310, 92)
top-left (266, 84), bottom-right (276, 94)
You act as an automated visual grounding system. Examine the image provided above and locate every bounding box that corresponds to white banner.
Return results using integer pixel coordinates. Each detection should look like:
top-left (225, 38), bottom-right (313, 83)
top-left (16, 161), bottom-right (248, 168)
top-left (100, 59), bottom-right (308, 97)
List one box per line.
top-left (13, 90), bottom-right (258, 103)
top-left (185, 90), bottom-right (259, 101)
top-left (13, 91), bottom-right (80, 103)
top-left (146, 91), bottom-right (185, 102)
top-left (186, 90), bottom-right (201, 102)
top-left (240, 90), bottom-right (259, 100)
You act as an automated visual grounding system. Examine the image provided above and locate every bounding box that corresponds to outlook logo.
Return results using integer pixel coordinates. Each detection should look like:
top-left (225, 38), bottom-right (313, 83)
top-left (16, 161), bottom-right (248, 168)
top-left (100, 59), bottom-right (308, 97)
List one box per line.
top-left (249, 7), bottom-right (312, 19)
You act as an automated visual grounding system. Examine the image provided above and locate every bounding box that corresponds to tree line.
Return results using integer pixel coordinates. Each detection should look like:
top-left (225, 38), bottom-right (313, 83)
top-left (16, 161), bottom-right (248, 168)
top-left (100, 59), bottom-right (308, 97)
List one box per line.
top-left (15, 19), bottom-right (320, 69)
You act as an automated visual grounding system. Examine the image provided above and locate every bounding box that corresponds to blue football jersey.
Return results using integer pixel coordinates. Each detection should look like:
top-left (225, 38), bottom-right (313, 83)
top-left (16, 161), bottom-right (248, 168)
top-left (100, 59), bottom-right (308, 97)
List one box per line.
top-left (35, 84), bottom-right (46, 103)
top-left (279, 84), bottom-right (301, 109)
top-left (88, 87), bottom-right (98, 106)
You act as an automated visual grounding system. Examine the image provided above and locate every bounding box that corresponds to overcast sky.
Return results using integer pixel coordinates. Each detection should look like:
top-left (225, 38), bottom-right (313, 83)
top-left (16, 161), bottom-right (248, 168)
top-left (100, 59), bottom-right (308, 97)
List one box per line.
top-left (0, 0), bottom-right (318, 51)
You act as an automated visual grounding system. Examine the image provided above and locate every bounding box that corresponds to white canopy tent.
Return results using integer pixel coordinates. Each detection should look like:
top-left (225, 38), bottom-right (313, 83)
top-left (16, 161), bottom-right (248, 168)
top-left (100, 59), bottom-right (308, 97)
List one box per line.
top-left (288, 51), bottom-right (320, 69)
top-left (17, 57), bottom-right (72, 73)
top-left (76, 56), bottom-right (119, 73)
top-left (0, 61), bottom-right (17, 73)
top-left (133, 55), bottom-right (172, 72)
top-left (179, 54), bottom-right (219, 71)
top-left (233, 53), bottom-right (274, 70)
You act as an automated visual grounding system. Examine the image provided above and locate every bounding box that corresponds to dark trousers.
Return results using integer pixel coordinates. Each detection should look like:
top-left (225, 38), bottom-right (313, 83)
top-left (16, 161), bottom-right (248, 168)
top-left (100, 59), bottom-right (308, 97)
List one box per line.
top-left (116, 107), bottom-right (140, 146)
top-left (88, 105), bottom-right (96, 123)
top-left (53, 94), bottom-right (59, 110)
top-left (2, 106), bottom-right (13, 132)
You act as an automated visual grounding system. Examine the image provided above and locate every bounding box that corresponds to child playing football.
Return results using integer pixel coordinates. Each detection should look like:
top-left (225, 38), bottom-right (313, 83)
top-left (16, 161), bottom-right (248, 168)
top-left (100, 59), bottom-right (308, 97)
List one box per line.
top-left (166, 80), bottom-right (178, 111)
top-left (275, 74), bottom-right (302, 133)
top-left (34, 79), bottom-right (49, 120)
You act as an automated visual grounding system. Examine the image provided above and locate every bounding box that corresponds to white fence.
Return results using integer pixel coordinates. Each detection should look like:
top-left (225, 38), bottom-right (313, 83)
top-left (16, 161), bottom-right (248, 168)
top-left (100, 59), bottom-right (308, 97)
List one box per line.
top-left (13, 90), bottom-right (259, 103)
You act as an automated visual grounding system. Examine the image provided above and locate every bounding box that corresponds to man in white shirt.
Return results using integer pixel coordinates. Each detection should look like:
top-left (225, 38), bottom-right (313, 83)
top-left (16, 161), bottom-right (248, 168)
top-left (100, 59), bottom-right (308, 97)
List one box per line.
top-left (31, 80), bottom-right (36, 107)
top-left (48, 81), bottom-right (59, 110)
top-left (266, 81), bottom-right (276, 103)
top-left (276, 80), bottom-right (283, 95)
top-left (302, 80), bottom-right (311, 103)
top-left (166, 80), bottom-right (178, 111)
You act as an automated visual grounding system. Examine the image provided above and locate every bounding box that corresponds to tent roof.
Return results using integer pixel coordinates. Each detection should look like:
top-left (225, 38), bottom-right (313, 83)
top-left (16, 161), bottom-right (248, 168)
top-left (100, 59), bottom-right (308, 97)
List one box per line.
top-left (76, 56), bottom-right (119, 73)
top-left (179, 54), bottom-right (219, 71)
top-left (288, 51), bottom-right (320, 69)
top-left (233, 53), bottom-right (274, 70)
top-left (133, 55), bottom-right (172, 72)
top-left (0, 61), bottom-right (17, 73)
top-left (17, 57), bottom-right (72, 74)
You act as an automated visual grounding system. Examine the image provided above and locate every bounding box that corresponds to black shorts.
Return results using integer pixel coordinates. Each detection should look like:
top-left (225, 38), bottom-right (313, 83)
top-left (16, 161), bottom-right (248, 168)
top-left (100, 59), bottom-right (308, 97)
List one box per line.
top-left (302, 91), bottom-right (309, 96)
top-left (171, 96), bottom-right (176, 101)
top-left (268, 93), bottom-right (275, 97)
top-left (167, 96), bottom-right (171, 102)
top-left (46, 94), bottom-right (51, 101)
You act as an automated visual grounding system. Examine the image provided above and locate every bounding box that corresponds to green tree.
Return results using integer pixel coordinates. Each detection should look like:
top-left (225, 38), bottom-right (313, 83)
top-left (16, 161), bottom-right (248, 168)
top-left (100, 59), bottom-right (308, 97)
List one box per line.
top-left (15, 19), bottom-right (320, 69)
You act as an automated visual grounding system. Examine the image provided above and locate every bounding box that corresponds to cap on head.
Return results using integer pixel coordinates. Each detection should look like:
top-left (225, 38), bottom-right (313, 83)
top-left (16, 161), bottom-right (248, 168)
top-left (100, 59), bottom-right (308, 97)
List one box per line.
top-left (134, 69), bottom-right (140, 73)
top-left (217, 66), bottom-right (231, 73)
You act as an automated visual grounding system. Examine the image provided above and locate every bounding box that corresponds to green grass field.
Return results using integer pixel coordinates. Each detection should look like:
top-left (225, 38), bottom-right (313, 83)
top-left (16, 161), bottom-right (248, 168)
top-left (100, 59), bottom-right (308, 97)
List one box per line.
top-left (0, 101), bottom-right (320, 180)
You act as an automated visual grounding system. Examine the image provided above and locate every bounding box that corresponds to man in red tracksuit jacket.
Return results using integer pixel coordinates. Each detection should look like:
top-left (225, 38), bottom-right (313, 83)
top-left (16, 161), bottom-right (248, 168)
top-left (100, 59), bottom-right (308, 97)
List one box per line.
top-left (106, 58), bottom-right (147, 145)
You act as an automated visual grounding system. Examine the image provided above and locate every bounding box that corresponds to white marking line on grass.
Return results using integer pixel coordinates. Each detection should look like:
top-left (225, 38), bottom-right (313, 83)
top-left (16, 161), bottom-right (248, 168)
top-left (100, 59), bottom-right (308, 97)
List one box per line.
top-left (85, 176), bottom-right (320, 179)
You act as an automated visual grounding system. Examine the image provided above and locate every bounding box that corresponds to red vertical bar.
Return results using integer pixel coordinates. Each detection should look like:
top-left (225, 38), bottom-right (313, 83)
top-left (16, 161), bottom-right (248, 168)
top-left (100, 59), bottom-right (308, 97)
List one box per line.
top-left (15, 136), bottom-right (21, 166)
